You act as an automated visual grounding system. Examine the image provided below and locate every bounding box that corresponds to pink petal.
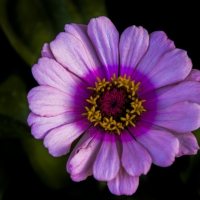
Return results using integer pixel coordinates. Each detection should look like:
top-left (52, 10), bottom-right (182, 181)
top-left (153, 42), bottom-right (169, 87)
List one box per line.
top-left (87, 16), bottom-right (119, 78)
top-left (43, 118), bottom-right (90, 157)
top-left (184, 69), bottom-right (200, 82)
top-left (41, 43), bottom-right (54, 58)
top-left (173, 132), bottom-right (199, 157)
top-left (131, 123), bottom-right (179, 167)
top-left (27, 86), bottom-right (85, 117)
top-left (144, 81), bottom-right (200, 110)
top-left (119, 25), bottom-right (149, 77)
top-left (121, 130), bottom-right (152, 176)
top-left (93, 133), bottom-right (120, 181)
top-left (132, 31), bottom-right (175, 82)
top-left (67, 129), bottom-right (103, 182)
top-left (64, 23), bottom-right (104, 79)
top-left (32, 57), bottom-right (89, 95)
top-left (140, 49), bottom-right (192, 93)
top-left (27, 111), bottom-right (83, 139)
top-left (107, 166), bottom-right (139, 196)
top-left (142, 101), bottom-right (200, 133)
top-left (50, 32), bottom-right (98, 85)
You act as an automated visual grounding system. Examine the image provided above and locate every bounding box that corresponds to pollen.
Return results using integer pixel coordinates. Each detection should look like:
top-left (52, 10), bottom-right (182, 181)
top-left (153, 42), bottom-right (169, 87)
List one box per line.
top-left (82, 74), bottom-right (146, 135)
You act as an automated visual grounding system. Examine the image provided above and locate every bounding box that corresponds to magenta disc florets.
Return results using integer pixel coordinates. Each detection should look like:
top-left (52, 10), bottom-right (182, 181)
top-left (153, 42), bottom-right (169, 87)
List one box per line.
top-left (99, 88), bottom-right (126, 117)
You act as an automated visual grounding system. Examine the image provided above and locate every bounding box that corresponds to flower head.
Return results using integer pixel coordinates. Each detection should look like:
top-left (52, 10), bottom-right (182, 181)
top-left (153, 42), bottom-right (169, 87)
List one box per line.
top-left (27, 16), bottom-right (200, 195)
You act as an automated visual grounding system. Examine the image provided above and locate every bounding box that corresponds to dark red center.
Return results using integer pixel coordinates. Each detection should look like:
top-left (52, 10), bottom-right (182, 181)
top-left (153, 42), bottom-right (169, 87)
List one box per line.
top-left (99, 88), bottom-right (126, 117)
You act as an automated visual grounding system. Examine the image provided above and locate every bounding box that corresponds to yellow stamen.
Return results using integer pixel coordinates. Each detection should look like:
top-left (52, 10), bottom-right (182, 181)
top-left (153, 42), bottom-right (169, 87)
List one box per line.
top-left (82, 74), bottom-right (146, 135)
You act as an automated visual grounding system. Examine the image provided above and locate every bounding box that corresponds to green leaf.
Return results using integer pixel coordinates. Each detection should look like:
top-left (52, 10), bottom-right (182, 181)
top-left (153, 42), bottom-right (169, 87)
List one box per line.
top-left (21, 138), bottom-right (70, 189)
top-left (0, 0), bottom-right (107, 66)
top-left (0, 114), bottom-right (30, 138)
top-left (75, 0), bottom-right (108, 23)
top-left (179, 129), bottom-right (200, 194)
top-left (0, 75), bottom-right (30, 138)
top-left (0, 75), bottom-right (29, 123)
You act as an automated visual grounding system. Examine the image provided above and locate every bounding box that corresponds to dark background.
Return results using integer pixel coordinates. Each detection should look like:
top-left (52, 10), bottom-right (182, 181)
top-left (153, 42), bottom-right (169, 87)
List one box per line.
top-left (0, 1), bottom-right (199, 199)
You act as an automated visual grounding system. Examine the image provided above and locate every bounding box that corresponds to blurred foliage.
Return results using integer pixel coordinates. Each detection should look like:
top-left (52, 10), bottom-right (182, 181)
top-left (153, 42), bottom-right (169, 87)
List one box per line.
top-left (0, 75), bottom-right (30, 138)
top-left (180, 129), bottom-right (200, 189)
top-left (0, 0), bottom-right (107, 66)
top-left (21, 138), bottom-right (70, 189)
top-left (0, 75), bottom-right (28, 124)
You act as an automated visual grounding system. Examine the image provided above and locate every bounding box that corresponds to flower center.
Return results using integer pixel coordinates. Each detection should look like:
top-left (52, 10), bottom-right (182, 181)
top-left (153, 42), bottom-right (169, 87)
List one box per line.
top-left (82, 74), bottom-right (146, 135)
top-left (99, 88), bottom-right (126, 117)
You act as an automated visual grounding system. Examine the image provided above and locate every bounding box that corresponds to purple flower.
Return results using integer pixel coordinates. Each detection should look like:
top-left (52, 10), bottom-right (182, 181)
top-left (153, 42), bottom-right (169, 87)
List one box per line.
top-left (27, 16), bottom-right (200, 195)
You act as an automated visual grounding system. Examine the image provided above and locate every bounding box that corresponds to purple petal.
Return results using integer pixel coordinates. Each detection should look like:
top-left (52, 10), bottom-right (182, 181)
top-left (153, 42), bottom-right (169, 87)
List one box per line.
top-left (50, 32), bottom-right (99, 85)
top-left (64, 23), bottom-right (104, 79)
top-left (32, 57), bottom-right (89, 95)
top-left (43, 118), bottom-right (90, 157)
top-left (67, 129), bottom-right (103, 182)
top-left (28, 111), bottom-right (83, 139)
top-left (88, 16), bottom-right (119, 78)
top-left (142, 101), bottom-right (200, 133)
top-left (173, 132), bottom-right (199, 157)
top-left (121, 130), bottom-right (152, 176)
top-left (41, 43), bottom-right (54, 58)
top-left (184, 69), bottom-right (200, 82)
top-left (107, 166), bottom-right (139, 196)
top-left (140, 84), bottom-right (175, 102)
top-left (93, 133), bottom-right (120, 181)
top-left (132, 31), bottom-right (175, 82)
top-left (144, 81), bottom-right (200, 110)
top-left (27, 86), bottom-right (85, 117)
top-left (140, 49), bottom-right (192, 93)
top-left (119, 25), bottom-right (149, 77)
top-left (131, 123), bottom-right (179, 166)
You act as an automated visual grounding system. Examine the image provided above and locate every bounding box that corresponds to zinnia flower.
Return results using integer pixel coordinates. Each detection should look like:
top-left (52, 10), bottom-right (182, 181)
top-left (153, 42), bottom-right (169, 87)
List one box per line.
top-left (27, 16), bottom-right (200, 195)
